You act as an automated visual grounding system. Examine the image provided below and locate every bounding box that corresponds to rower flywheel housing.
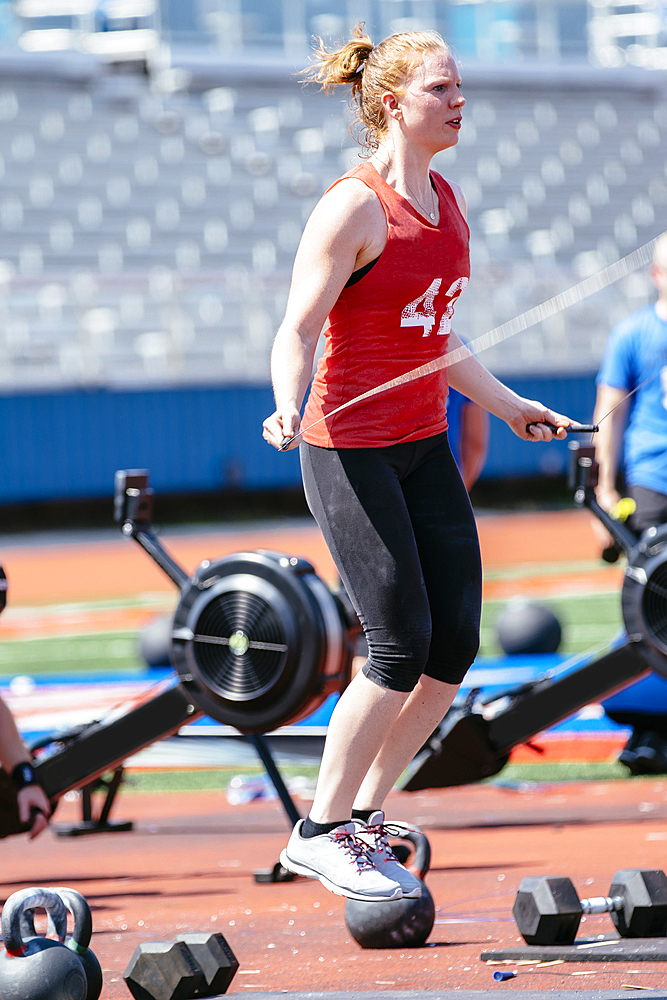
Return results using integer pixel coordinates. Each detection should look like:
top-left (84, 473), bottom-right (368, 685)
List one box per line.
top-left (170, 550), bottom-right (356, 733)
top-left (621, 524), bottom-right (667, 677)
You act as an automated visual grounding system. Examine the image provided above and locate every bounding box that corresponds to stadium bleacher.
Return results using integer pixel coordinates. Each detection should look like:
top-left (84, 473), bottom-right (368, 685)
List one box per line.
top-left (0, 42), bottom-right (663, 391)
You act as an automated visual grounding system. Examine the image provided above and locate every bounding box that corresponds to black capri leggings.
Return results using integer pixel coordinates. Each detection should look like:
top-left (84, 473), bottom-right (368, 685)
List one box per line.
top-left (300, 432), bottom-right (482, 693)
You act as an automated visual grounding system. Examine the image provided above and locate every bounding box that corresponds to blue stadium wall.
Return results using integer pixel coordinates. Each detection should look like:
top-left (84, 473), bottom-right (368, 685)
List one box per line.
top-left (1, 374), bottom-right (598, 504)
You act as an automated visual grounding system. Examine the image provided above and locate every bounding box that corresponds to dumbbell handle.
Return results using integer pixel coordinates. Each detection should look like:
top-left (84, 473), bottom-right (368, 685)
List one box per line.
top-left (580, 894), bottom-right (624, 915)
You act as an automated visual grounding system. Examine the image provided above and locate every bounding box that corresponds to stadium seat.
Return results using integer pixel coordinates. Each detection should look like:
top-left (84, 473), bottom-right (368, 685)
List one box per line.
top-left (0, 63), bottom-right (661, 389)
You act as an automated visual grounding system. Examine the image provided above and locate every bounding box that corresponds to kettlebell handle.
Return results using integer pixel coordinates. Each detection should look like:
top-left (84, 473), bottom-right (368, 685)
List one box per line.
top-left (19, 903), bottom-right (67, 942)
top-left (50, 888), bottom-right (93, 955)
top-left (2, 889), bottom-right (68, 956)
top-left (394, 827), bottom-right (431, 881)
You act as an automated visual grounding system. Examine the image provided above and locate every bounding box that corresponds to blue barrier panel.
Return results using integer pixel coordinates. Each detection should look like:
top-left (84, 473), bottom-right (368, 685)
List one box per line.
top-left (0, 373), bottom-right (598, 503)
top-left (2, 384), bottom-right (302, 503)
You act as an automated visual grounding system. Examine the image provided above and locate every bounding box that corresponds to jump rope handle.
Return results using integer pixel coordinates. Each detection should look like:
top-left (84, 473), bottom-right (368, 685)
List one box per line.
top-left (525, 421), bottom-right (599, 435)
top-left (280, 433), bottom-right (303, 451)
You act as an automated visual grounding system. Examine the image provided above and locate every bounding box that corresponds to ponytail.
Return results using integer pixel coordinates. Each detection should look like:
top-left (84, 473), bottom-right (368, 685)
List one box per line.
top-left (304, 23), bottom-right (373, 99)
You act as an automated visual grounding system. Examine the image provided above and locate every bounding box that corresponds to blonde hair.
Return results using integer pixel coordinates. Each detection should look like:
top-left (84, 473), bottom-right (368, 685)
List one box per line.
top-left (304, 23), bottom-right (450, 154)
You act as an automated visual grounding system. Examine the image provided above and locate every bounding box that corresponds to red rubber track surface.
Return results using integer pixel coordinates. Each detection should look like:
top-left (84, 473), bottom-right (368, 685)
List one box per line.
top-left (3, 508), bottom-right (663, 996)
top-left (5, 782), bottom-right (667, 997)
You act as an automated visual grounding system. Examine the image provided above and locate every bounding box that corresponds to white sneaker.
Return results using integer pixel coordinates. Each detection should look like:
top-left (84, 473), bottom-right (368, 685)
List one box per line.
top-left (354, 811), bottom-right (423, 899)
top-left (279, 820), bottom-right (403, 901)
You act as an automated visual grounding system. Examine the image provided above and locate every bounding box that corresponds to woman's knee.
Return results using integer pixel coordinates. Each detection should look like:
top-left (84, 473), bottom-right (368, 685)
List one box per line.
top-left (362, 629), bottom-right (432, 692)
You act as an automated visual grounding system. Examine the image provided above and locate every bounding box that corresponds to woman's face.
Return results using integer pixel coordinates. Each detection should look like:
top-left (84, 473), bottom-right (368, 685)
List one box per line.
top-left (396, 51), bottom-right (465, 154)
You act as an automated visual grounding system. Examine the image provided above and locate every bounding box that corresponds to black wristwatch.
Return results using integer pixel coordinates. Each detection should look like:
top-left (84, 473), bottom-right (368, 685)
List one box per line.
top-left (11, 762), bottom-right (37, 791)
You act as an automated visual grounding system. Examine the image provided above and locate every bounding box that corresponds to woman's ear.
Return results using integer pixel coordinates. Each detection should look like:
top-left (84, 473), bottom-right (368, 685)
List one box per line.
top-left (381, 91), bottom-right (401, 120)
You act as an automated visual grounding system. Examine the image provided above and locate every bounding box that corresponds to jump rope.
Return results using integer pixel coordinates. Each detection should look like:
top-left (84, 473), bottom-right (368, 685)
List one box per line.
top-left (278, 230), bottom-right (667, 450)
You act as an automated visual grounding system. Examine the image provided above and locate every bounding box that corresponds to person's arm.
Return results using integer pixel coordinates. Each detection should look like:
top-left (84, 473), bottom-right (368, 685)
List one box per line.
top-left (262, 179), bottom-right (385, 449)
top-left (593, 383), bottom-right (630, 508)
top-left (0, 697), bottom-right (50, 839)
top-left (446, 331), bottom-right (572, 440)
top-left (458, 401), bottom-right (489, 489)
top-left (589, 383), bottom-right (630, 549)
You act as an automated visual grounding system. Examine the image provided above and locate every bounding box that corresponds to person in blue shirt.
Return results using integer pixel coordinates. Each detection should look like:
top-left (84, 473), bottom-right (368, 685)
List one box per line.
top-left (594, 233), bottom-right (667, 532)
top-left (594, 232), bottom-right (667, 774)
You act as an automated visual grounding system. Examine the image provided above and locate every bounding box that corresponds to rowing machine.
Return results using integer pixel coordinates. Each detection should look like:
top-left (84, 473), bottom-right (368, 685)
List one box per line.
top-left (399, 442), bottom-right (667, 790)
top-left (0, 470), bottom-right (359, 837)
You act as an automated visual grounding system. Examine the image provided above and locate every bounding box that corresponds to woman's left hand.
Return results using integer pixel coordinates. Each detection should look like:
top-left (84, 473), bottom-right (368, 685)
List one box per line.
top-left (507, 398), bottom-right (572, 442)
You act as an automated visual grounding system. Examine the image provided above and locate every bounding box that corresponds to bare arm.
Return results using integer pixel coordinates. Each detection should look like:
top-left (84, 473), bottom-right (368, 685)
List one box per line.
top-left (446, 332), bottom-right (571, 441)
top-left (458, 402), bottom-right (489, 489)
top-left (588, 383), bottom-right (630, 550)
top-left (593, 383), bottom-right (630, 507)
top-left (0, 696), bottom-right (33, 773)
top-left (0, 697), bottom-right (51, 838)
top-left (262, 180), bottom-right (386, 449)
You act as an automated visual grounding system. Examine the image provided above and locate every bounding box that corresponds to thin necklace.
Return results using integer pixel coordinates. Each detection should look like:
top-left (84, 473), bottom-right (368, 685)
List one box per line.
top-left (404, 177), bottom-right (437, 221)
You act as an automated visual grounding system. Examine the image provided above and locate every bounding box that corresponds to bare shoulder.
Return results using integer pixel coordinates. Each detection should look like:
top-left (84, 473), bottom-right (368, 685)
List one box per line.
top-left (440, 176), bottom-right (467, 220)
top-left (310, 175), bottom-right (385, 232)
top-left (301, 174), bottom-right (387, 265)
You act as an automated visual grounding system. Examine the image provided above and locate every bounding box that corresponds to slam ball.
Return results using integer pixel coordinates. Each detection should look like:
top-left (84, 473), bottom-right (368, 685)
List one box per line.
top-left (495, 600), bottom-right (562, 655)
top-left (138, 614), bottom-right (173, 669)
top-left (345, 829), bottom-right (435, 949)
top-left (345, 882), bottom-right (435, 949)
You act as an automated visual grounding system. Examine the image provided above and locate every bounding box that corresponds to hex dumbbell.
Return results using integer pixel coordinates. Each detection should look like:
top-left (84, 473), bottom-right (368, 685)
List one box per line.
top-left (124, 932), bottom-right (239, 1000)
top-left (513, 869), bottom-right (667, 945)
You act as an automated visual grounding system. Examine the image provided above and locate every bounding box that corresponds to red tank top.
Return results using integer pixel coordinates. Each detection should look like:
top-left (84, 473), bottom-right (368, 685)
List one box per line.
top-left (301, 161), bottom-right (470, 449)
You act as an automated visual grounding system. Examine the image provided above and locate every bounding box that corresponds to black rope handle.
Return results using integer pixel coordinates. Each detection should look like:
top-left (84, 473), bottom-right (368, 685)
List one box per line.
top-left (525, 421), bottom-right (599, 435)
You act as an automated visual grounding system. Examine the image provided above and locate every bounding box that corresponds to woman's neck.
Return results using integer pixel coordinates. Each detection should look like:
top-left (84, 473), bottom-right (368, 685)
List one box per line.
top-left (369, 144), bottom-right (434, 200)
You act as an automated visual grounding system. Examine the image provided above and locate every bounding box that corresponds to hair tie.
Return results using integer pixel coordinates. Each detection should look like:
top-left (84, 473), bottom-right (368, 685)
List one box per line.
top-left (358, 48), bottom-right (372, 74)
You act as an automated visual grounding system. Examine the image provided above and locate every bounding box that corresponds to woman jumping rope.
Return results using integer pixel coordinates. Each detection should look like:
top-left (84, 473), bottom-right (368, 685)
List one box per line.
top-left (263, 24), bottom-right (572, 902)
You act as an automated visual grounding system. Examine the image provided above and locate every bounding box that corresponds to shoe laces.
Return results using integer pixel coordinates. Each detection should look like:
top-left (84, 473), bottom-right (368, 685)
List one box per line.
top-left (364, 820), bottom-right (413, 859)
top-left (331, 828), bottom-right (377, 871)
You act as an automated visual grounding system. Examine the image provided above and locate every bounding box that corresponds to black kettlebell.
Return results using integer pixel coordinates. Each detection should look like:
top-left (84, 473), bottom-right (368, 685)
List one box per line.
top-left (25, 891), bottom-right (102, 1000)
top-left (345, 827), bottom-right (436, 948)
top-left (0, 888), bottom-right (88, 1000)
top-left (51, 888), bottom-right (103, 1000)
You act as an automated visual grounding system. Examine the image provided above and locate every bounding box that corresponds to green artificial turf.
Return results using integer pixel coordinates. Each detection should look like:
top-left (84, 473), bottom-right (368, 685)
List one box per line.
top-left (116, 759), bottom-right (641, 796)
top-left (0, 631), bottom-right (142, 676)
top-left (0, 588), bottom-right (623, 678)
top-left (486, 760), bottom-right (632, 783)
top-left (119, 765), bottom-right (320, 794)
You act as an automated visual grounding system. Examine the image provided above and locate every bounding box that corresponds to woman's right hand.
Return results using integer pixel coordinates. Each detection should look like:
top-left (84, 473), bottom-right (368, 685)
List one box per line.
top-left (262, 403), bottom-right (301, 451)
top-left (17, 784), bottom-right (51, 840)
